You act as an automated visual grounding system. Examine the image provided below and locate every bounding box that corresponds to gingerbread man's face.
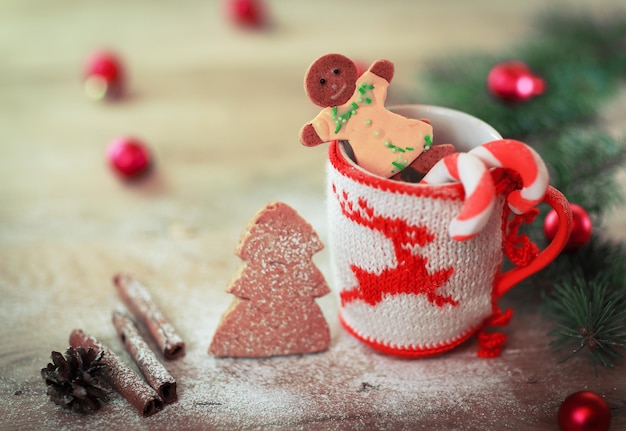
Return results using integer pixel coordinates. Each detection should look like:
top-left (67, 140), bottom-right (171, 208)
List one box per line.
top-left (304, 53), bottom-right (358, 108)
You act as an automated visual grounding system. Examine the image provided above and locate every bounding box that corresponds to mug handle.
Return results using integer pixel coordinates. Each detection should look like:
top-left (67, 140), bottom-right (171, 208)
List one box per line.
top-left (494, 186), bottom-right (573, 298)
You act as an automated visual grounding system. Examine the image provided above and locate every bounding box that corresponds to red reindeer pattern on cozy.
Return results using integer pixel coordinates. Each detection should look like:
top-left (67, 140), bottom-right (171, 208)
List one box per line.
top-left (333, 184), bottom-right (458, 308)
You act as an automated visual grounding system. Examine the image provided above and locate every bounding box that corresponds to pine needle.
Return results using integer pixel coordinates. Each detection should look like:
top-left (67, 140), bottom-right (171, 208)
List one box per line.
top-left (544, 274), bottom-right (626, 375)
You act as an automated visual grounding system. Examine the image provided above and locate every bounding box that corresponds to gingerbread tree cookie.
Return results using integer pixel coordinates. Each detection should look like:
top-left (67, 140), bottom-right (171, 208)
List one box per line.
top-left (209, 202), bottom-right (331, 358)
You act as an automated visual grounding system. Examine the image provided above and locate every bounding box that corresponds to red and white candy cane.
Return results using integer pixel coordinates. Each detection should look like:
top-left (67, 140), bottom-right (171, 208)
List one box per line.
top-left (421, 152), bottom-right (496, 241)
top-left (468, 139), bottom-right (549, 214)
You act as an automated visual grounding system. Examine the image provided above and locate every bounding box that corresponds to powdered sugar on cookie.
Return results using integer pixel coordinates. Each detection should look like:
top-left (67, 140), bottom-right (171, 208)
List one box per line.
top-left (209, 202), bottom-right (331, 358)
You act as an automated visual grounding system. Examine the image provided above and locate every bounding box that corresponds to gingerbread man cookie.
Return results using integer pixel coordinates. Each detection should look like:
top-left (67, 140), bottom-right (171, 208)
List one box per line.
top-left (300, 53), bottom-right (436, 178)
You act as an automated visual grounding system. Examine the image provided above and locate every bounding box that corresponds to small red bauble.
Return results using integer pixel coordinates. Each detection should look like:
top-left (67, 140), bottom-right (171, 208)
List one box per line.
top-left (487, 60), bottom-right (546, 103)
top-left (106, 137), bottom-right (152, 179)
top-left (558, 391), bottom-right (611, 431)
top-left (355, 60), bottom-right (369, 77)
top-left (544, 203), bottom-right (592, 252)
top-left (84, 50), bottom-right (125, 100)
top-left (225, 0), bottom-right (266, 28)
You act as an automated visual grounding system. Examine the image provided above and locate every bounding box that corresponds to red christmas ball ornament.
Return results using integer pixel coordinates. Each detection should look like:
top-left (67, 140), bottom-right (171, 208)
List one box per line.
top-left (558, 391), bottom-right (611, 431)
top-left (487, 60), bottom-right (546, 102)
top-left (225, 0), bottom-right (267, 29)
top-left (106, 137), bottom-right (152, 179)
top-left (544, 203), bottom-right (592, 252)
top-left (355, 60), bottom-right (369, 77)
top-left (84, 50), bottom-right (125, 101)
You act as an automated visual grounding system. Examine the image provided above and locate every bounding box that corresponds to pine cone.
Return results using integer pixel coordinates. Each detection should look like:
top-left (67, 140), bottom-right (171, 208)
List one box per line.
top-left (41, 347), bottom-right (110, 414)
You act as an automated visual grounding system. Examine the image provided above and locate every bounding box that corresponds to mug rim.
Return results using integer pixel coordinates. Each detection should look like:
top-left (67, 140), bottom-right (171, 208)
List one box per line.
top-left (329, 140), bottom-right (465, 200)
top-left (388, 103), bottom-right (502, 147)
top-left (328, 104), bottom-right (504, 200)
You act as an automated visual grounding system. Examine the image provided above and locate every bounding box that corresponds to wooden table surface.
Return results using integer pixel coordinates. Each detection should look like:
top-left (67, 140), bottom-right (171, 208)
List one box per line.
top-left (2, 1), bottom-right (626, 430)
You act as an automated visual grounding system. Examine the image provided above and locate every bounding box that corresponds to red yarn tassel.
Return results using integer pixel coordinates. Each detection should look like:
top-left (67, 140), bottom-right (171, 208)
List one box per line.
top-left (503, 208), bottom-right (540, 267)
top-left (476, 308), bottom-right (513, 358)
top-left (477, 332), bottom-right (507, 358)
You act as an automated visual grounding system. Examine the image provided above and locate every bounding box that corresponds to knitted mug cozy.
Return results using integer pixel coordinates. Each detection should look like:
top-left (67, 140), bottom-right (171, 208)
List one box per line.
top-left (326, 105), bottom-right (572, 358)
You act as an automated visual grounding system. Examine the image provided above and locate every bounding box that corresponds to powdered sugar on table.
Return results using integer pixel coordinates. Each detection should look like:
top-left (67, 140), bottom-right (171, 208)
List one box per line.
top-left (0, 198), bottom-right (619, 430)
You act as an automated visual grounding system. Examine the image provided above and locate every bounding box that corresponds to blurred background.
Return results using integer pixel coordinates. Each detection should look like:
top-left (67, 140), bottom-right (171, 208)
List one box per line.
top-left (2, 0), bottom-right (625, 243)
top-left (1, 1), bottom-right (626, 428)
top-left (2, 0), bottom-right (626, 345)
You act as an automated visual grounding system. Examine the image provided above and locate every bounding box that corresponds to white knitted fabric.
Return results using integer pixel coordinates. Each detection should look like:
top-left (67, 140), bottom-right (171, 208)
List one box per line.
top-left (326, 142), bottom-right (505, 354)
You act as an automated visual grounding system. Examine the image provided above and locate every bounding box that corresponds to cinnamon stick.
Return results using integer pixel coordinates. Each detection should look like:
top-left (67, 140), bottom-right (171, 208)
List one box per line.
top-left (69, 329), bottom-right (163, 417)
top-left (113, 273), bottom-right (186, 359)
top-left (112, 310), bottom-right (177, 404)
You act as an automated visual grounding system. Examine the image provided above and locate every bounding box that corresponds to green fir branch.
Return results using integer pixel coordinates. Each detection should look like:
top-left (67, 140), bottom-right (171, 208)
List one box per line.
top-left (532, 131), bottom-right (626, 219)
top-left (418, 11), bottom-right (626, 140)
top-left (531, 10), bottom-right (626, 76)
top-left (544, 236), bottom-right (626, 289)
top-left (419, 56), bottom-right (614, 140)
top-left (544, 273), bottom-right (626, 375)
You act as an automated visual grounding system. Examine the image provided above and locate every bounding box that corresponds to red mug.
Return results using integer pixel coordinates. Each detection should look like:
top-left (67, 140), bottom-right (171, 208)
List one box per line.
top-left (326, 105), bottom-right (572, 357)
